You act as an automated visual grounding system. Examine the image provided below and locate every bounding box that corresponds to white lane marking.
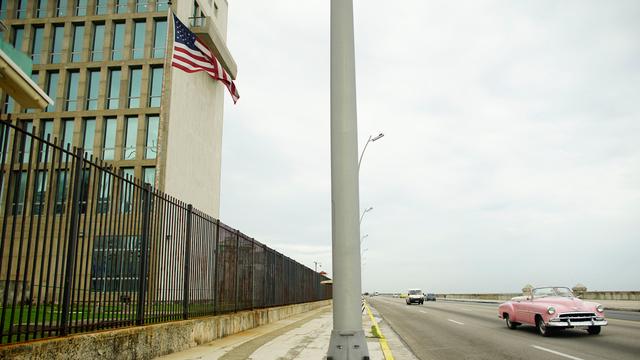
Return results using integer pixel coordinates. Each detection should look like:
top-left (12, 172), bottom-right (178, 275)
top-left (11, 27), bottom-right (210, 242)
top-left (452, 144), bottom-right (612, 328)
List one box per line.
top-left (448, 319), bottom-right (464, 325)
top-left (420, 310), bottom-right (427, 314)
top-left (531, 345), bottom-right (585, 360)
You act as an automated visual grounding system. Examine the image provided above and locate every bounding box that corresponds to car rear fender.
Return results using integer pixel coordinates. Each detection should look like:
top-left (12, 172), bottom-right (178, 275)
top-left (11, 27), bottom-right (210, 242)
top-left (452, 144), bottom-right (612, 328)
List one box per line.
top-left (499, 303), bottom-right (516, 320)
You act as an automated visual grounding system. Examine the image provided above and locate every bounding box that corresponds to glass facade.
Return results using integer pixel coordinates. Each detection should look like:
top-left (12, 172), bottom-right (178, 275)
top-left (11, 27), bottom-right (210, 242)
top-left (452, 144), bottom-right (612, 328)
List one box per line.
top-left (136, 0), bottom-right (149, 13)
top-left (0, 0), bottom-right (7, 19)
top-left (149, 67), bottom-right (163, 107)
top-left (27, 72), bottom-right (41, 113)
top-left (95, 0), bottom-right (107, 15)
top-left (116, 0), bottom-right (128, 14)
top-left (61, 118), bottom-right (75, 148)
top-left (39, 120), bottom-right (54, 162)
top-left (143, 167), bottom-right (155, 186)
top-left (91, 23), bottom-right (105, 61)
top-left (55, 170), bottom-right (68, 214)
top-left (103, 117), bottom-right (116, 160)
top-left (65, 71), bottom-right (80, 111)
top-left (86, 69), bottom-right (101, 110)
top-left (145, 115), bottom-right (159, 159)
top-left (16, 0), bottom-right (28, 19)
top-left (71, 24), bottom-right (84, 62)
top-left (107, 69), bottom-right (121, 109)
top-left (123, 117), bottom-right (138, 160)
top-left (121, 168), bottom-right (134, 213)
top-left (111, 22), bottom-right (125, 60)
top-left (32, 171), bottom-right (48, 215)
top-left (12, 26), bottom-right (24, 51)
top-left (11, 171), bottom-right (27, 215)
top-left (19, 122), bottom-right (33, 164)
top-left (132, 21), bottom-right (146, 59)
top-left (128, 68), bottom-right (142, 108)
top-left (51, 24), bottom-right (65, 64)
top-left (82, 118), bottom-right (96, 157)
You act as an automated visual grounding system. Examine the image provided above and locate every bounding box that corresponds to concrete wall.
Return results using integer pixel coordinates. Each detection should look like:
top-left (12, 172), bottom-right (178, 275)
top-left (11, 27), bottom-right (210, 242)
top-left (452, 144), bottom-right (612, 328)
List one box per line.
top-left (438, 292), bottom-right (640, 301)
top-left (0, 300), bottom-right (331, 360)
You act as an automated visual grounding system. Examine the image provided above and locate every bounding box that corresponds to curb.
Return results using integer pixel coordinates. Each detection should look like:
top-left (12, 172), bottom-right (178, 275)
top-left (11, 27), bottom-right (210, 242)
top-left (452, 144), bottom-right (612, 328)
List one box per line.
top-left (364, 300), bottom-right (394, 360)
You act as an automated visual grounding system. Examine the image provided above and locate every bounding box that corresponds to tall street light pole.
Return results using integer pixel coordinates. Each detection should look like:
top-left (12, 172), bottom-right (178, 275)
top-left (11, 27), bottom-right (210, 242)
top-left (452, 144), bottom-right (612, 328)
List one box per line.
top-left (358, 132), bottom-right (384, 171)
top-left (327, 0), bottom-right (369, 358)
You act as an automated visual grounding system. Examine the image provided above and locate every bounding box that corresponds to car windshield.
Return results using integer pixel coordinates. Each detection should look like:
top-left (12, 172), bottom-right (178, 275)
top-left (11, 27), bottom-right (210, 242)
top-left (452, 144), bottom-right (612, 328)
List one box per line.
top-left (532, 287), bottom-right (574, 298)
top-left (409, 290), bottom-right (422, 295)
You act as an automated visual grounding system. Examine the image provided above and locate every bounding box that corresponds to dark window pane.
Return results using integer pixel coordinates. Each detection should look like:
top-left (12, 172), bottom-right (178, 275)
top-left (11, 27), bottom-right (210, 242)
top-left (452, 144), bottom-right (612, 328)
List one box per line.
top-left (71, 24), bottom-right (84, 62)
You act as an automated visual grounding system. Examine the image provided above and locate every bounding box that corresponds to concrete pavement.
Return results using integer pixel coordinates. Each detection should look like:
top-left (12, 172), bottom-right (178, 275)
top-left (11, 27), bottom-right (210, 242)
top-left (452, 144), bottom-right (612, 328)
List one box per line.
top-left (156, 303), bottom-right (418, 360)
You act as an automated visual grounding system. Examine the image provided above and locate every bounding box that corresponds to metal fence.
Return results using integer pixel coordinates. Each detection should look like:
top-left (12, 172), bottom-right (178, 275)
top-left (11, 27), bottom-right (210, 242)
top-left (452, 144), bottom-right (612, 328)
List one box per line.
top-left (0, 119), bottom-right (331, 344)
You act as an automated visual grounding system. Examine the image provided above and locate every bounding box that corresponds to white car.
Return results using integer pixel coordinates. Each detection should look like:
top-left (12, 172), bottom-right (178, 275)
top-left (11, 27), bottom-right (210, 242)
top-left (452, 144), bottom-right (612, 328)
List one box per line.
top-left (406, 289), bottom-right (424, 305)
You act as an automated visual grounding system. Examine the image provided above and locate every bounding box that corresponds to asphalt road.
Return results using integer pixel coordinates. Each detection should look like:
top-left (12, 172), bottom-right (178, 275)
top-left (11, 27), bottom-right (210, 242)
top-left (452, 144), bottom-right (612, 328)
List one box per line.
top-left (368, 296), bottom-right (640, 360)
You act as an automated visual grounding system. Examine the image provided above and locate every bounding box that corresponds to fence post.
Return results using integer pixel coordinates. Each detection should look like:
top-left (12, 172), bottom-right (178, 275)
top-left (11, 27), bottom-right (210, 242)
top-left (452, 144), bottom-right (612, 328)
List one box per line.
top-left (234, 230), bottom-right (240, 313)
top-left (60, 148), bottom-right (84, 336)
top-left (136, 184), bottom-right (152, 326)
top-left (212, 219), bottom-right (220, 315)
top-left (183, 204), bottom-right (193, 320)
top-left (250, 238), bottom-right (255, 309)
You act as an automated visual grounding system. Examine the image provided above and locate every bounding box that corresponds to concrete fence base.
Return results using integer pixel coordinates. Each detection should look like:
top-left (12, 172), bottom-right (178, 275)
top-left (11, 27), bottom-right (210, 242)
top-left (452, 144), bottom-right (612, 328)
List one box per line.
top-left (0, 300), bottom-right (332, 360)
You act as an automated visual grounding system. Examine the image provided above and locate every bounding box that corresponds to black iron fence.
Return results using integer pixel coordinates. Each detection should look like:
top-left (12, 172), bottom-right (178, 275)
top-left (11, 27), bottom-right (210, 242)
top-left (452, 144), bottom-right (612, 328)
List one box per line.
top-left (0, 120), bottom-right (331, 344)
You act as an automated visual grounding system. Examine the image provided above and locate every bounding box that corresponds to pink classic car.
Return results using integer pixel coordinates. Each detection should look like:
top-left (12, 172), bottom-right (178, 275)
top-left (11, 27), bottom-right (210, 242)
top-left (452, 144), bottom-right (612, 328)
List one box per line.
top-left (498, 287), bottom-right (607, 336)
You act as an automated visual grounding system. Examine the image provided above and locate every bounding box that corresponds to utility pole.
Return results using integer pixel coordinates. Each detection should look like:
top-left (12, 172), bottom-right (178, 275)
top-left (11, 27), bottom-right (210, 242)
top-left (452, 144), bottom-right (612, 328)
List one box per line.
top-left (327, 0), bottom-right (369, 358)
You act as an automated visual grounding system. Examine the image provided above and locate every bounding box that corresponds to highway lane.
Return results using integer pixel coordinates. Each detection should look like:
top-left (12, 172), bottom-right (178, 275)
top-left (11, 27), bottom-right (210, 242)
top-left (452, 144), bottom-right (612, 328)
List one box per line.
top-left (368, 296), bottom-right (640, 360)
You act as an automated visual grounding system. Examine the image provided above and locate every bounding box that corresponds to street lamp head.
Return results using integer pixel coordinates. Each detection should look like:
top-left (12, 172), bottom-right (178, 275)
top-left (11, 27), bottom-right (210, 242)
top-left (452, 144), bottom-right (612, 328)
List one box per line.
top-left (371, 133), bottom-right (384, 142)
top-left (365, 206), bottom-right (373, 212)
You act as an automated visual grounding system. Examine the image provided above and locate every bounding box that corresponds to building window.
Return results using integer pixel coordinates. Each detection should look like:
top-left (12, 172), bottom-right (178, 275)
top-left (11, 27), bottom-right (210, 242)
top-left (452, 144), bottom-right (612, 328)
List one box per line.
top-left (136, 0), bottom-right (149, 12)
top-left (153, 19), bottom-right (167, 58)
top-left (96, 172), bottom-right (112, 213)
top-left (3, 95), bottom-right (15, 114)
top-left (102, 117), bottom-right (116, 160)
top-left (18, 122), bottom-right (34, 164)
top-left (16, 0), bottom-right (28, 19)
top-left (91, 23), bottom-right (105, 61)
top-left (11, 171), bottom-right (28, 215)
top-left (36, 0), bottom-right (49, 18)
top-left (121, 168), bottom-right (135, 213)
top-left (39, 120), bottom-right (54, 162)
top-left (86, 70), bottom-right (100, 111)
top-left (71, 24), bottom-right (85, 62)
top-left (116, 0), bottom-right (127, 14)
top-left (132, 21), bottom-right (146, 59)
top-left (156, 0), bottom-right (169, 11)
top-left (27, 72), bottom-right (41, 113)
top-left (0, 0), bottom-right (7, 19)
top-left (91, 236), bottom-right (140, 291)
top-left (12, 26), bottom-right (24, 52)
top-left (46, 71), bottom-right (60, 112)
top-left (143, 167), bottom-right (155, 187)
top-left (50, 24), bottom-right (65, 64)
top-left (82, 118), bottom-right (96, 157)
top-left (65, 71), bottom-right (80, 111)
top-left (75, 0), bottom-right (87, 16)
top-left (128, 68), bottom-right (142, 108)
top-left (145, 115), bottom-right (159, 159)
top-left (123, 117), bottom-right (137, 160)
top-left (95, 0), bottom-right (107, 15)
top-left (31, 26), bottom-right (44, 65)
top-left (61, 118), bottom-right (75, 149)
top-left (32, 171), bottom-right (48, 215)
top-left (56, 0), bottom-right (68, 16)
top-left (107, 69), bottom-right (121, 109)
top-left (79, 168), bottom-right (90, 213)
top-left (54, 170), bottom-right (68, 214)
top-left (111, 22), bottom-right (125, 61)
top-left (149, 67), bottom-right (163, 107)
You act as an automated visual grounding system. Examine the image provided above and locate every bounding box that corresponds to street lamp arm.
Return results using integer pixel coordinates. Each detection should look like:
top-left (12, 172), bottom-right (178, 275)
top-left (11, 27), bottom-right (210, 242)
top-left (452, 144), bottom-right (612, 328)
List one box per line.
top-left (357, 135), bottom-right (372, 171)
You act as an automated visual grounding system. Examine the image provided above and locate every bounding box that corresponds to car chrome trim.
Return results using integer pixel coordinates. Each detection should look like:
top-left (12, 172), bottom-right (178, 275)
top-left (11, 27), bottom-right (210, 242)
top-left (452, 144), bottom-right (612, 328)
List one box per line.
top-left (546, 320), bottom-right (607, 327)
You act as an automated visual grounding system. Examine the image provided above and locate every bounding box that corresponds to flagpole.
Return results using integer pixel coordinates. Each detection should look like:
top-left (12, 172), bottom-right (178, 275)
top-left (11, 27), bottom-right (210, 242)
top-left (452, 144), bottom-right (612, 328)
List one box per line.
top-left (155, 1), bottom-right (173, 191)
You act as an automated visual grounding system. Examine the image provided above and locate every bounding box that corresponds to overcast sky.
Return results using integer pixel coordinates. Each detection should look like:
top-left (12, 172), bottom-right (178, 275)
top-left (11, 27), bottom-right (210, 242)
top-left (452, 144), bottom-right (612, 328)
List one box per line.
top-left (218, 0), bottom-right (640, 293)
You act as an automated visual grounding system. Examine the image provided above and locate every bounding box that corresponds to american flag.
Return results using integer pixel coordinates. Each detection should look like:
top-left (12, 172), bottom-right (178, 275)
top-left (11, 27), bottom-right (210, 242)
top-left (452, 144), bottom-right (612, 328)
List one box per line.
top-left (171, 13), bottom-right (239, 103)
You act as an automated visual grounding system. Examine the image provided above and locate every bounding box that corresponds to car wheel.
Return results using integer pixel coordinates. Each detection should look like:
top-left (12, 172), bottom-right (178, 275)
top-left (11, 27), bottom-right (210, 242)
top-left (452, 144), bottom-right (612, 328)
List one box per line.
top-left (587, 326), bottom-right (601, 335)
top-left (505, 314), bottom-right (519, 329)
top-left (536, 316), bottom-right (552, 337)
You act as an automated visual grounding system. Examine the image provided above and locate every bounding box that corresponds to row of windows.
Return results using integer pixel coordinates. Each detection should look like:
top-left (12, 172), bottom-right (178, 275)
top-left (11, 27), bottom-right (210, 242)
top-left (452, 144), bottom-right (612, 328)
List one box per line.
top-left (0, 0), bottom-right (169, 19)
top-left (0, 116), bottom-right (159, 164)
top-left (3, 165), bottom-right (155, 216)
top-left (6, 19), bottom-right (167, 65)
top-left (2, 66), bottom-right (163, 114)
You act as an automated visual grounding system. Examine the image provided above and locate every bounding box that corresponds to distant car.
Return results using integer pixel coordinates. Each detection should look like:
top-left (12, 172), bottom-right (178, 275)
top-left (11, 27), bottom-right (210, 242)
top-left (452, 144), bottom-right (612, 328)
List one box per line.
top-left (406, 289), bottom-right (424, 305)
top-left (424, 293), bottom-right (436, 301)
top-left (498, 287), bottom-right (607, 336)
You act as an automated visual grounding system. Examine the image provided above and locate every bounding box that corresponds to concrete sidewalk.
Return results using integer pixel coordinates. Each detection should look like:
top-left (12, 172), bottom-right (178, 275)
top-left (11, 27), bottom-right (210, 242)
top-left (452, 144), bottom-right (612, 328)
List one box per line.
top-left (156, 303), bottom-right (418, 360)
